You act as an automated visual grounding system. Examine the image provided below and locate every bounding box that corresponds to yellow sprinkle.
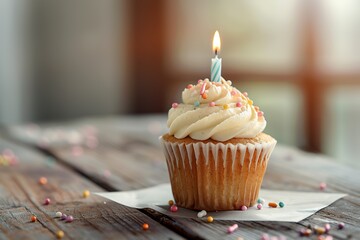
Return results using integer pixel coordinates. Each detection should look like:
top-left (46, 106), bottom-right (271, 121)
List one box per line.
top-left (248, 99), bottom-right (253, 105)
top-left (223, 104), bottom-right (229, 110)
top-left (207, 216), bottom-right (214, 223)
top-left (82, 190), bottom-right (90, 198)
top-left (56, 230), bottom-right (64, 239)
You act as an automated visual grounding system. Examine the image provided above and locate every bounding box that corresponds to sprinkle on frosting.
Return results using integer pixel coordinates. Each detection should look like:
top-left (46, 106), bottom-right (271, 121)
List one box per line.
top-left (168, 78), bottom-right (266, 141)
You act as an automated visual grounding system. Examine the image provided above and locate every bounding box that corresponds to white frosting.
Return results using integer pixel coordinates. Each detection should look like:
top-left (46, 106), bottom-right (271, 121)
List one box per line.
top-left (167, 78), bottom-right (266, 141)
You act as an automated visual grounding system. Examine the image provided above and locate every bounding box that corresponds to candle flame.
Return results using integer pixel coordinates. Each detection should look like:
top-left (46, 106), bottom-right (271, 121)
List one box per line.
top-left (212, 31), bottom-right (221, 54)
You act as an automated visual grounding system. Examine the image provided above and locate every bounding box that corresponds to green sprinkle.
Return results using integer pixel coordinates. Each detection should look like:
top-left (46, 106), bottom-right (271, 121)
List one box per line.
top-left (279, 202), bottom-right (285, 208)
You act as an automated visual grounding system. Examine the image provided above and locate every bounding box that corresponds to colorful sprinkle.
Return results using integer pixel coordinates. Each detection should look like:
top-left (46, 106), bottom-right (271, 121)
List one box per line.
top-left (55, 212), bottom-right (62, 218)
top-left (209, 102), bottom-right (216, 107)
top-left (168, 200), bottom-right (174, 206)
top-left (231, 90), bottom-right (237, 96)
top-left (39, 177), bottom-right (48, 185)
top-left (65, 215), bottom-right (74, 223)
top-left (223, 104), bottom-right (229, 110)
top-left (320, 182), bottom-right (327, 190)
top-left (200, 82), bottom-right (207, 95)
top-left (56, 230), bottom-right (64, 239)
top-left (325, 223), bottom-right (331, 232)
top-left (314, 226), bottom-right (326, 235)
top-left (44, 198), bottom-right (51, 205)
top-left (248, 99), bottom-right (253, 105)
top-left (194, 101), bottom-right (200, 107)
top-left (31, 215), bottom-right (37, 222)
top-left (82, 190), bottom-right (90, 198)
top-left (254, 106), bottom-right (260, 111)
top-left (279, 202), bottom-right (285, 208)
top-left (299, 228), bottom-right (312, 237)
top-left (257, 204), bottom-right (263, 210)
top-left (243, 92), bottom-right (248, 97)
top-left (338, 222), bottom-right (345, 229)
top-left (186, 84), bottom-right (193, 89)
top-left (197, 210), bottom-right (207, 218)
top-left (201, 93), bottom-right (208, 99)
top-left (240, 205), bottom-right (247, 211)
top-left (170, 205), bottom-right (178, 212)
top-left (198, 79), bottom-right (203, 84)
top-left (261, 233), bottom-right (270, 240)
top-left (227, 80), bottom-right (232, 85)
top-left (257, 111), bottom-right (264, 117)
top-left (207, 216), bottom-right (214, 223)
top-left (61, 214), bottom-right (67, 221)
top-left (172, 103), bottom-right (178, 108)
top-left (236, 102), bottom-right (242, 108)
top-left (227, 224), bottom-right (238, 234)
top-left (257, 198), bottom-right (265, 204)
top-left (142, 223), bottom-right (149, 230)
top-left (268, 202), bottom-right (278, 208)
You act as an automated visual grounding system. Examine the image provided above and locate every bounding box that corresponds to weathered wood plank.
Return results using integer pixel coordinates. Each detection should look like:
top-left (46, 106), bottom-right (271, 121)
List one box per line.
top-left (0, 137), bottom-right (182, 240)
top-left (5, 117), bottom-right (360, 239)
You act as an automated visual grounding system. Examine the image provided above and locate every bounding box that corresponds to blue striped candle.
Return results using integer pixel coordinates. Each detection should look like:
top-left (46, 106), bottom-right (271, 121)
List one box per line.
top-left (211, 56), bottom-right (222, 82)
top-left (211, 31), bottom-right (222, 82)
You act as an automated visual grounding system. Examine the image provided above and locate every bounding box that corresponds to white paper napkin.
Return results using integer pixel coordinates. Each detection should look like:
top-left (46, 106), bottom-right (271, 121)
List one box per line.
top-left (95, 183), bottom-right (346, 222)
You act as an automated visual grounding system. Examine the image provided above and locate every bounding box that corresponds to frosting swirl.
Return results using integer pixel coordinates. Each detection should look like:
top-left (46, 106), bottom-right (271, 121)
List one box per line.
top-left (167, 78), bottom-right (266, 141)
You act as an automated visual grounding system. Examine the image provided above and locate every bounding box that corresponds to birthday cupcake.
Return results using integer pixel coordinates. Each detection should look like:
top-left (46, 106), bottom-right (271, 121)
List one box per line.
top-left (160, 78), bottom-right (276, 211)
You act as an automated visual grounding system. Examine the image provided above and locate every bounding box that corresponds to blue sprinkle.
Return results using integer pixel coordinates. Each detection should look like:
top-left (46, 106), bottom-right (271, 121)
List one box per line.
top-left (194, 101), bottom-right (200, 107)
top-left (279, 202), bottom-right (285, 208)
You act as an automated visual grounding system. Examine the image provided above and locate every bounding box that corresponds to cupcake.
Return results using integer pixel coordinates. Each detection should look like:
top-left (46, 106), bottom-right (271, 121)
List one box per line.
top-left (160, 78), bottom-right (276, 211)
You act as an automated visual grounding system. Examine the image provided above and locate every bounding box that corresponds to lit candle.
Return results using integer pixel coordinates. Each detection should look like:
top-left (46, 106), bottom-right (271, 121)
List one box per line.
top-left (211, 31), bottom-right (222, 82)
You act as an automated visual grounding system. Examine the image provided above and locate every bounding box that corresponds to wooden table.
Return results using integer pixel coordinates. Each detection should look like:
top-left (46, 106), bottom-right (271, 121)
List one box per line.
top-left (0, 115), bottom-right (359, 240)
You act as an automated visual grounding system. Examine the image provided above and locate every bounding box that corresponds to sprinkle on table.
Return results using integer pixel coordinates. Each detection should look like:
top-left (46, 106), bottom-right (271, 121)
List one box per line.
top-left (31, 215), bottom-right (37, 222)
top-left (227, 224), bottom-right (238, 234)
top-left (197, 210), bottom-right (207, 218)
top-left (61, 214), bottom-right (67, 221)
top-left (257, 204), bottom-right (263, 210)
top-left (55, 212), bottom-right (62, 218)
top-left (82, 190), bottom-right (90, 198)
top-left (65, 215), bottom-right (74, 223)
top-left (39, 177), bottom-right (48, 185)
top-left (320, 182), bottom-right (327, 191)
top-left (56, 230), bottom-right (64, 239)
top-left (44, 198), bottom-right (51, 205)
top-left (170, 205), bottom-right (178, 212)
top-left (142, 223), bottom-right (149, 230)
top-left (278, 202), bottom-right (285, 208)
top-left (240, 205), bottom-right (247, 211)
top-left (338, 222), bottom-right (345, 229)
top-left (168, 200), bottom-right (174, 206)
top-left (268, 202), bottom-right (278, 208)
top-left (207, 216), bottom-right (214, 223)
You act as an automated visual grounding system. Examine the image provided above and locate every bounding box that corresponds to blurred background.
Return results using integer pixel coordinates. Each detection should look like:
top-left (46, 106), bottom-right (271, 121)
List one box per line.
top-left (1, 0), bottom-right (360, 168)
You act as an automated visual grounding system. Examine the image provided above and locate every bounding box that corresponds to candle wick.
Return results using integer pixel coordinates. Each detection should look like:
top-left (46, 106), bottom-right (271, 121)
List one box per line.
top-left (215, 49), bottom-right (218, 56)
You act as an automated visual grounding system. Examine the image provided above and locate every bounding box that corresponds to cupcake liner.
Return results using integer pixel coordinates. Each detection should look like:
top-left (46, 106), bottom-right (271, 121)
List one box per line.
top-left (160, 136), bottom-right (276, 211)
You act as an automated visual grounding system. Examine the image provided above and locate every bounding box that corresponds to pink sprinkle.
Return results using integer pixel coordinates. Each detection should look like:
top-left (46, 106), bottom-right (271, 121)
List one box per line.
top-left (227, 224), bottom-right (238, 234)
top-left (172, 103), bottom-right (178, 108)
top-left (200, 82), bottom-right (207, 95)
top-left (257, 204), bottom-right (263, 210)
top-left (61, 214), bottom-right (67, 220)
top-left (243, 92), bottom-right (248, 97)
top-left (325, 223), bottom-right (331, 232)
top-left (65, 215), bottom-right (74, 223)
top-left (261, 233), bottom-right (270, 240)
top-left (240, 205), bottom-right (247, 211)
top-left (209, 102), bottom-right (216, 107)
top-left (236, 102), bottom-right (242, 108)
top-left (257, 111), bottom-right (264, 117)
top-left (320, 182), bottom-right (327, 190)
top-left (325, 236), bottom-right (333, 240)
top-left (338, 222), bottom-right (345, 229)
top-left (198, 79), bottom-right (203, 84)
top-left (186, 84), bottom-right (193, 89)
top-left (231, 90), bottom-right (237, 96)
top-left (170, 205), bottom-right (178, 212)
top-left (44, 198), bottom-right (51, 205)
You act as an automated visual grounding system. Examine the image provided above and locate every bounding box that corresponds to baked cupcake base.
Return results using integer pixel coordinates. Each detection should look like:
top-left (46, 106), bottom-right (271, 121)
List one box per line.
top-left (160, 133), bottom-right (276, 211)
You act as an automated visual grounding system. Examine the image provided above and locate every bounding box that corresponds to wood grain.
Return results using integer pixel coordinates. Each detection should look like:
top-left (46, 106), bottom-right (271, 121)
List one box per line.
top-left (4, 117), bottom-right (360, 239)
top-left (0, 137), bottom-right (182, 240)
